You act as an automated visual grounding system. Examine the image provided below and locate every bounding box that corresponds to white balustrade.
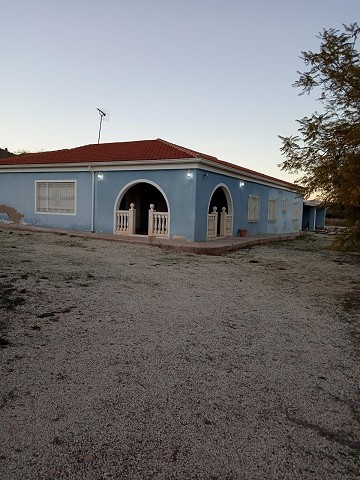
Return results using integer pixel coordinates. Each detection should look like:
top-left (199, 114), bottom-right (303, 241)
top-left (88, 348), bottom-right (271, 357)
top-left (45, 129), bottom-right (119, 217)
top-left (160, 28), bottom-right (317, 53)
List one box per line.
top-left (116, 211), bottom-right (128, 232)
top-left (207, 206), bottom-right (218, 239)
top-left (115, 203), bottom-right (136, 235)
top-left (220, 207), bottom-right (232, 237)
top-left (148, 204), bottom-right (169, 237)
top-left (225, 214), bottom-right (232, 236)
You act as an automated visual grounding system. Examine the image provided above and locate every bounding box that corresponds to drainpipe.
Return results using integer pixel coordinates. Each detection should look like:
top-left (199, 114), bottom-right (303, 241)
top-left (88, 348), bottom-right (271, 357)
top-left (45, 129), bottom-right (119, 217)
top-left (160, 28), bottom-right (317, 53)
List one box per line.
top-left (89, 166), bottom-right (95, 232)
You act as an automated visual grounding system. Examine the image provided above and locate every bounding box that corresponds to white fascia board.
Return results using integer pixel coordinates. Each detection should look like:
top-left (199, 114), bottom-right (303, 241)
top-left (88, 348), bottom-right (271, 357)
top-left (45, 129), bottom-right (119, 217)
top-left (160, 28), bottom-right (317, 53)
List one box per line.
top-left (88, 159), bottom-right (201, 172)
top-left (0, 165), bottom-right (93, 173)
top-left (304, 200), bottom-right (323, 206)
top-left (0, 158), bottom-right (199, 173)
top-left (198, 159), bottom-right (297, 192)
top-left (0, 156), bottom-right (295, 191)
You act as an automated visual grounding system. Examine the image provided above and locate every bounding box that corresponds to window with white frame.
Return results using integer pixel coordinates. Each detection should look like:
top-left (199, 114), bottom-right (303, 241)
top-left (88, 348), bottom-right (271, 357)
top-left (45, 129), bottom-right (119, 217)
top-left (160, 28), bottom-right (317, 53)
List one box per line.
top-left (282, 198), bottom-right (288, 212)
top-left (292, 201), bottom-right (300, 221)
top-left (36, 181), bottom-right (76, 214)
top-left (268, 198), bottom-right (277, 222)
top-left (248, 195), bottom-right (260, 222)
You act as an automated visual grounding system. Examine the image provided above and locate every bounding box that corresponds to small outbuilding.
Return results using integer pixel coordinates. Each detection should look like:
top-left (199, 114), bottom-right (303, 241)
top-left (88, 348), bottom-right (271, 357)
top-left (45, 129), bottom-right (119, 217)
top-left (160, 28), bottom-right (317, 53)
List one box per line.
top-left (302, 200), bottom-right (327, 231)
top-left (0, 139), bottom-right (303, 242)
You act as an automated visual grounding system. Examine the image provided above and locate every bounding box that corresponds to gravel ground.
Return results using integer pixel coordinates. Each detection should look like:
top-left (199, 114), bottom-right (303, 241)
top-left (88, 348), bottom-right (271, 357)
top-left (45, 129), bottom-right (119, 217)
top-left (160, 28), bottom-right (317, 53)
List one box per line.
top-left (0, 228), bottom-right (359, 480)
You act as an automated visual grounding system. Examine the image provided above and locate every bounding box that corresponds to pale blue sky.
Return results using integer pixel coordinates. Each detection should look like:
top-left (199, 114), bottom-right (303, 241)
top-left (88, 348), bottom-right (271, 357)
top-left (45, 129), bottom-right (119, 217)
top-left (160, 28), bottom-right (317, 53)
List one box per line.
top-left (1, 0), bottom-right (358, 181)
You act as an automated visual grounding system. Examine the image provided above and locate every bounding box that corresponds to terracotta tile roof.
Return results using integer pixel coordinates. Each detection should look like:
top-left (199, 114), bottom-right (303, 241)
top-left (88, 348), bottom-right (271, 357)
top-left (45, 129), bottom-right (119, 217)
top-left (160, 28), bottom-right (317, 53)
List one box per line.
top-left (0, 139), bottom-right (216, 165)
top-left (0, 138), bottom-right (294, 187)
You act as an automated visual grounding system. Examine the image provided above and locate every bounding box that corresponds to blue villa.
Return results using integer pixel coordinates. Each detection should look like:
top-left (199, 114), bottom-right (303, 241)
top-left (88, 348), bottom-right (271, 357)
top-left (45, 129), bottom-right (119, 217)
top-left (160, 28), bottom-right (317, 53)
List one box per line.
top-left (0, 139), bottom-right (306, 242)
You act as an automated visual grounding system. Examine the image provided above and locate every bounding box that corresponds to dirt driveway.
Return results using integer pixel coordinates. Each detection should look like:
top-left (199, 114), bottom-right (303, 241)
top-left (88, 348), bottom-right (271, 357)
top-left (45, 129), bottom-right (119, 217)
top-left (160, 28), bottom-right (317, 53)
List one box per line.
top-left (0, 228), bottom-right (359, 479)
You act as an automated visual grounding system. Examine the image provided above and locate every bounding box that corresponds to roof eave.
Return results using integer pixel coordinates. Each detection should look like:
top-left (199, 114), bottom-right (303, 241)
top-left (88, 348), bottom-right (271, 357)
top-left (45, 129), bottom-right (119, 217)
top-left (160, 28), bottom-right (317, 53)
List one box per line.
top-left (0, 157), bottom-right (200, 171)
top-left (0, 155), bottom-right (296, 190)
top-left (198, 158), bottom-right (296, 190)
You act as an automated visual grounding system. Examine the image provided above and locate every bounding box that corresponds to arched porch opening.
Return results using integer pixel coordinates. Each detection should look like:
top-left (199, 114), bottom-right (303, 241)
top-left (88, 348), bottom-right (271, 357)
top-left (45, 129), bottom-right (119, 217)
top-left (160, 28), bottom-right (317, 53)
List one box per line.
top-left (207, 185), bottom-right (233, 239)
top-left (114, 181), bottom-right (169, 237)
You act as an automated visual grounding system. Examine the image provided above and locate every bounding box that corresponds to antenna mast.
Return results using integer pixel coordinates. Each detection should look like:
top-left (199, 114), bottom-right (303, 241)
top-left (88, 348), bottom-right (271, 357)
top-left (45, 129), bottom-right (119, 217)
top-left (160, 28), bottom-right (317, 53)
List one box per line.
top-left (97, 108), bottom-right (106, 144)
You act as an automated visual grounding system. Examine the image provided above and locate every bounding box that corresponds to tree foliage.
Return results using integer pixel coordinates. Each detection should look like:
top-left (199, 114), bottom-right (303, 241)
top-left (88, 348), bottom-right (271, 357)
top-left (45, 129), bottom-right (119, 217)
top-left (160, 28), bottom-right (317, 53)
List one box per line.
top-left (279, 23), bottom-right (360, 249)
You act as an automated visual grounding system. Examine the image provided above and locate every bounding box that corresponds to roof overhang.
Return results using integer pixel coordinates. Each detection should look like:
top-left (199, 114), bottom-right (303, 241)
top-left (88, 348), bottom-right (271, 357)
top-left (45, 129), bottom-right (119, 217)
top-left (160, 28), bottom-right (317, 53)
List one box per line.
top-left (304, 200), bottom-right (325, 208)
top-left (0, 156), bottom-right (297, 191)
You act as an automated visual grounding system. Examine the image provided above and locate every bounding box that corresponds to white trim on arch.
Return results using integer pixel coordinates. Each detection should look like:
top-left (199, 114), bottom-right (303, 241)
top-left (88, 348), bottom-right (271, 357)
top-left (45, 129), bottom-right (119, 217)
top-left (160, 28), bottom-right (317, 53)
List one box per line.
top-left (207, 183), bottom-right (234, 215)
top-left (113, 179), bottom-right (170, 236)
top-left (207, 183), bottom-right (234, 237)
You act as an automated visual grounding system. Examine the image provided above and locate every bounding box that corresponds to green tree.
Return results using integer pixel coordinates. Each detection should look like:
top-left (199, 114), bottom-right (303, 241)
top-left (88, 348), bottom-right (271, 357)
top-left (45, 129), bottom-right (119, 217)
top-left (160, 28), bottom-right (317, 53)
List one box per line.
top-left (279, 23), bottom-right (360, 249)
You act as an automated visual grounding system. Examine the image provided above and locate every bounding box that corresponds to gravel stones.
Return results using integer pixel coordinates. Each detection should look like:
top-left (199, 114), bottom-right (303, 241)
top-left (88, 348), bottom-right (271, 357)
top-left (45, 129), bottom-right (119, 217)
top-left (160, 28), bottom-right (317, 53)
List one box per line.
top-left (0, 229), bottom-right (359, 479)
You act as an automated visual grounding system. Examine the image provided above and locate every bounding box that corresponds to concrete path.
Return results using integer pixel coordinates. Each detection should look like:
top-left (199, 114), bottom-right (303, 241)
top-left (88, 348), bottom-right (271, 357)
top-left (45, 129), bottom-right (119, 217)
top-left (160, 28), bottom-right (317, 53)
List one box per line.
top-left (0, 223), bottom-right (298, 255)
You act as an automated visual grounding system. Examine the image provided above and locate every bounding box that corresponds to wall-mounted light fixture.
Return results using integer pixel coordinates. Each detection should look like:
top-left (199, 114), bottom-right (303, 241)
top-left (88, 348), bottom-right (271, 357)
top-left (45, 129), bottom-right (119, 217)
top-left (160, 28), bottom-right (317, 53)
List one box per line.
top-left (203, 173), bottom-right (208, 178)
top-left (239, 180), bottom-right (245, 188)
top-left (187, 169), bottom-right (193, 179)
top-left (97, 172), bottom-right (104, 181)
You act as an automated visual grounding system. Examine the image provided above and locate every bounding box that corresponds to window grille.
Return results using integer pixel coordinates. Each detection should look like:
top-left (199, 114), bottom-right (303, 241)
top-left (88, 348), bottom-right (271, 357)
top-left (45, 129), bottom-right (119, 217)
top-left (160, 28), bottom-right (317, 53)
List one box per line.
top-left (268, 198), bottom-right (277, 222)
top-left (36, 181), bottom-right (76, 214)
top-left (248, 195), bottom-right (260, 222)
top-left (292, 202), bottom-right (300, 220)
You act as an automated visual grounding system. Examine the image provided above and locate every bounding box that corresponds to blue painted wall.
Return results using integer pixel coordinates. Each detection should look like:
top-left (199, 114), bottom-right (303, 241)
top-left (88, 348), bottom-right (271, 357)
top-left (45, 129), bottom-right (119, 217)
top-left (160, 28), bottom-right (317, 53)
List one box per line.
top-left (302, 206), bottom-right (315, 230)
top-left (0, 171), bottom-right (93, 231)
top-left (315, 208), bottom-right (326, 229)
top-left (302, 205), bottom-right (326, 230)
top-left (93, 168), bottom-right (198, 240)
top-left (0, 167), bottom-right (302, 241)
top-left (194, 169), bottom-right (302, 240)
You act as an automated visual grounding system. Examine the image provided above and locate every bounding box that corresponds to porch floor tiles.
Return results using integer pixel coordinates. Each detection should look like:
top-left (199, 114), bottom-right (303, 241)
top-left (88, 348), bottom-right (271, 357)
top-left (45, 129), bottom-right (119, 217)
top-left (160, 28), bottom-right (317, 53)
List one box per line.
top-left (0, 223), bottom-right (298, 255)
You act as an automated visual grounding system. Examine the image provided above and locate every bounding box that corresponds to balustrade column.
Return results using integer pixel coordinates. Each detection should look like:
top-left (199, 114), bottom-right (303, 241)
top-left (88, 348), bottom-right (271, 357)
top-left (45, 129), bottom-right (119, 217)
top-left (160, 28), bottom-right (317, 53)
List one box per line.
top-left (220, 207), bottom-right (227, 236)
top-left (207, 206), bottom-right (218, 239)
top-left (148, 204), bottom-right (155, 236)
top-left (128, 203), bottom-right (136, 235)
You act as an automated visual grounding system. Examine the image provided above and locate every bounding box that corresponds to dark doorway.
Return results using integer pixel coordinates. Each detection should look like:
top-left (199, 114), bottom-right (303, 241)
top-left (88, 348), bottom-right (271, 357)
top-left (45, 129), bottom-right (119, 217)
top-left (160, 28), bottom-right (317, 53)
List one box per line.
top-left (120, 183), bottom-right (168, 235)
top-left (209, 187), bottom-right (228, 236)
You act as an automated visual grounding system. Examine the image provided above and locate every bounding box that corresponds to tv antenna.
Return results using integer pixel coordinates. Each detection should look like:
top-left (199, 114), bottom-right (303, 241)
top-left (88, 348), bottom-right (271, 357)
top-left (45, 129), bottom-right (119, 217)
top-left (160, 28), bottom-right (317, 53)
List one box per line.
top-left (97, 108), bottom-right (110, 144)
